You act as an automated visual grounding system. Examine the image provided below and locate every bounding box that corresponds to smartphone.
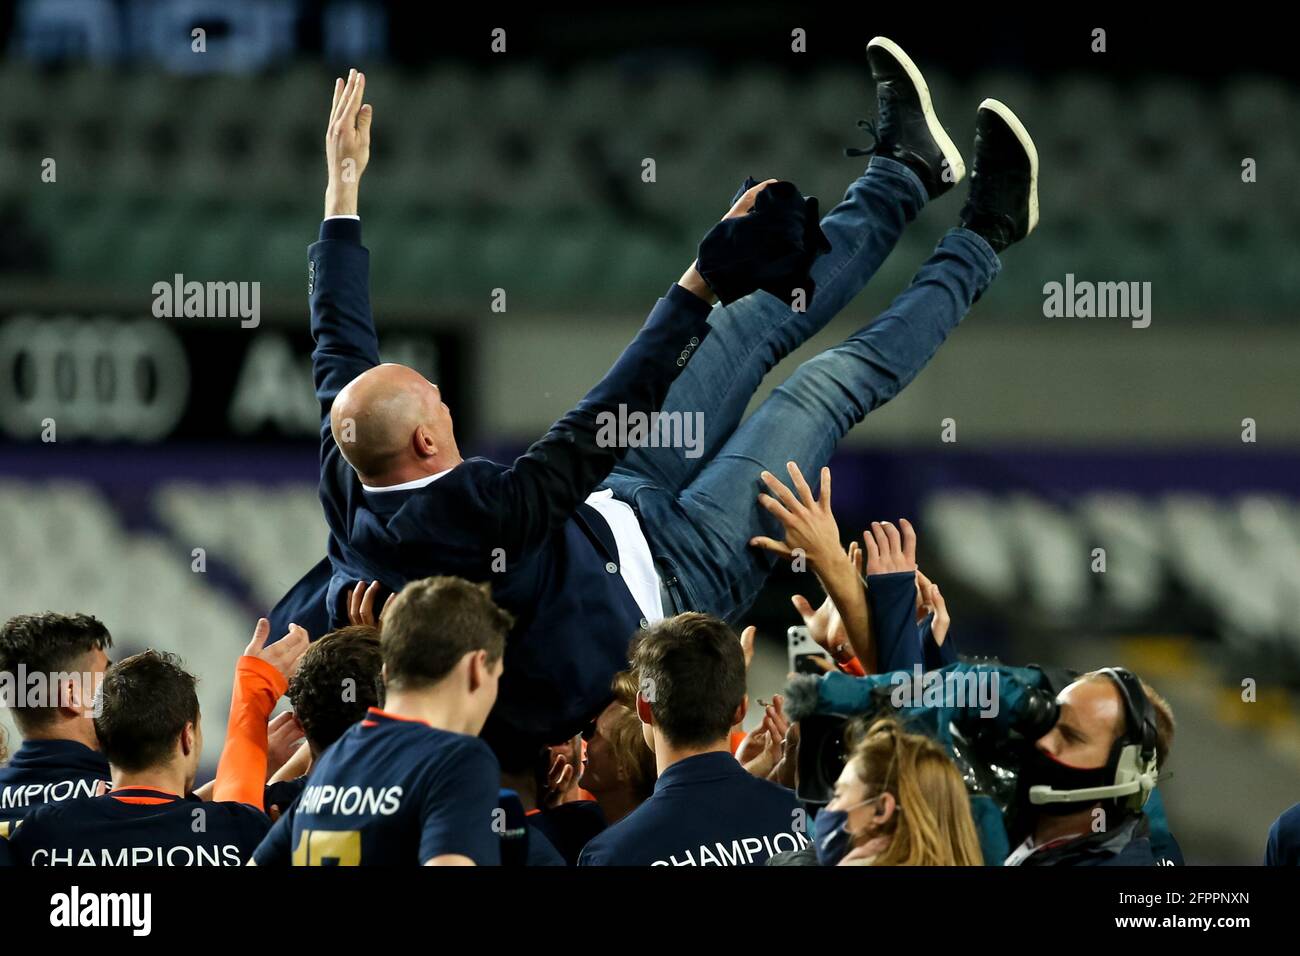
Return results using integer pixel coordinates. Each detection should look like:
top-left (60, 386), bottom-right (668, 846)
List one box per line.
top-left (787, 625), bottom-right (832, 675)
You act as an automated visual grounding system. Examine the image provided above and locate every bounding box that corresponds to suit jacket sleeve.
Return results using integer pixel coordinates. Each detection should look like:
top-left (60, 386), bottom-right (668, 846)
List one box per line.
top-left (308, 217), bottom-right (379, 462)
top-left (485, 283), bottom-right (713, 558)
top-left (307, 215), bottom-right (715, 560)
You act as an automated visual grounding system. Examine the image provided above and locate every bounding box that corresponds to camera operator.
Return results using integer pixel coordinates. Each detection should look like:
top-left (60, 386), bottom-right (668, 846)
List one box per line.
top-left (1007, 668), bottom-right (1174, 866)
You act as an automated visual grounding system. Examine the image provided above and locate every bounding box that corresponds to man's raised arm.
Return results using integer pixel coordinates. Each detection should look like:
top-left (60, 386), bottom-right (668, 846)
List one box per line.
top-left (310, 69), bottom-right (376, 429)
top-left (483, 181), bottom-right (804, 560)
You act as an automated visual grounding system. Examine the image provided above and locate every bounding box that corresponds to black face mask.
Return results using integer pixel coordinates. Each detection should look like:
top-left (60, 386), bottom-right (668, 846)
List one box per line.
top-left (1020, 745), bottom-right (1115, 816)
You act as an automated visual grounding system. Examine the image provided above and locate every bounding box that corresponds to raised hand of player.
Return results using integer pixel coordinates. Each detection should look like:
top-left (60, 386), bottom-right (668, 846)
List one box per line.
top-left (265, 711), bottom-right (306, 780)
top-left (324, 68), bottom-right (372, 216)
top-left (863, 519), bottom-right (918, 575)
top-left (791, 543), bottom-right (865, 664)
top-left (269, 735), bottom-right (314, 785)
top-left (739, 726), bottom-right (780, 778)
top-left (750, 461), bottom-right (843, 572)
top-left (738, 703), bottom-right (783, 779)
top-left (739, 625), bottom-right (756, 671)
top-left (916, 569), bottom-right (951, 646)
top-left (761, 694), bottom-right (790, 746)
top-left (766, 720), bottom-right (800, 789)
top-left (739, 696), bottom-right (791, 779)
top-left (543, 736), bottom-right (585, 808)
top-left (347, 580), bottom-right (393, 628)
top-left (244, 618), bottom-right (310, 682)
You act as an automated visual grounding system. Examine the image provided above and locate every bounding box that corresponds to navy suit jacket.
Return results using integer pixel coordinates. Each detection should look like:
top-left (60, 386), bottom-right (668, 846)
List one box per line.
top-left (270, 218), bottom-right (713, 749)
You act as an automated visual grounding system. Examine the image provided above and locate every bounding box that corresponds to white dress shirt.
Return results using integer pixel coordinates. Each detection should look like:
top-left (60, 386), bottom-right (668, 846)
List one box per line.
top-left (331, 211), bottom-right (667, 627)
top-left (362, 472), bottom-right (665, 626)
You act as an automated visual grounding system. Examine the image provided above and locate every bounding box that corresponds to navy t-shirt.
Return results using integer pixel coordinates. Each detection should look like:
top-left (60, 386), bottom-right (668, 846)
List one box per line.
top-left (253, 708), bottom-right (501, 866)
top-left (5, 787), bottom-right (269, 866)
top-left (578, 751), bottom-right (808, 866)
top-left (1266, 802), bottom-right (1300, 865)
top-left (0, 739), bottom-right (111, 835)
top-left (533, 800), bottom-right (607, 866)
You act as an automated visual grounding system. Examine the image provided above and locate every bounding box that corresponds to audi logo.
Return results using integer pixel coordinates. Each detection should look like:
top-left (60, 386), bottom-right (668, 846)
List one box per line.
top-left (0, 315), bottom-right (190, 442)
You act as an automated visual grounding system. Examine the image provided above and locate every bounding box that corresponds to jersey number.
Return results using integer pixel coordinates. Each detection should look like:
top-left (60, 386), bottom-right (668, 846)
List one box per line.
top-left (292, 829), bottom-right (362, 866)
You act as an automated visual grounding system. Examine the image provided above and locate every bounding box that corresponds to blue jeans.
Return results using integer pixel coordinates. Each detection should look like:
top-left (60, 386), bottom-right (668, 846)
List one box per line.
top-left (601, 157), bottom-right (1002, 624)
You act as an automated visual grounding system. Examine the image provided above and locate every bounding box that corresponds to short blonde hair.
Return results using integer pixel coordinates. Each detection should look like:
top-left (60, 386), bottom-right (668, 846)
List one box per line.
top-left (606, 670), bottom-right (656, 800)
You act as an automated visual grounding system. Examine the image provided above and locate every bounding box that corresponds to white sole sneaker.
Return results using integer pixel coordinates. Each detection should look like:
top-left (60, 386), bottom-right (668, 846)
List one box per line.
top-left (867, 35), bottom-right (966, 186)
top-left (977, 97), bottom-right (1039, 235)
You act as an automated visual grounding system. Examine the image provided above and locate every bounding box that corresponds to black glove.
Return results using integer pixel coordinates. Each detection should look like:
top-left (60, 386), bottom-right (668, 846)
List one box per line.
top-left (696, 177), bottom-right (832, 307)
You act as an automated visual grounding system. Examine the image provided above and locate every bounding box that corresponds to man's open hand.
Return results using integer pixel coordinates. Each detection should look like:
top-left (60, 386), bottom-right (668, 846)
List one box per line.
top-left (863, 519), bottom-right (918, 575)
top-left (244, 618), bottom-right (310, 683)
top-left (791, 542), bottom-right (865, 663)
top-left (324, 68), bottom-right (373, 217)
top-left (265, 711), bottom-right (306, 780)
top-left (916, 569), bottom-right (951, 646)
top-left (750, 461), bottom-right (841, 571)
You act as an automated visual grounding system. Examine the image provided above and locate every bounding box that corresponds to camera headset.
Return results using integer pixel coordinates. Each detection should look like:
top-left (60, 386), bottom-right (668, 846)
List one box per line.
top-left (1027, 666), bottom-right (1160, 814)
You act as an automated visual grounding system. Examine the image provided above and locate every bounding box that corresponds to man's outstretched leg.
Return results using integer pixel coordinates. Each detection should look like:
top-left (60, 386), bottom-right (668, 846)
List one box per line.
top-left (642, 97), bottom-right (1041, 621)
top-left (608, 38), bottom-right (965, 497)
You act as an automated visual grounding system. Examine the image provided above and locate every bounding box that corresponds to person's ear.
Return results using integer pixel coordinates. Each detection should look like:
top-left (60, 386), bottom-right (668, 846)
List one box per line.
top-left (873, 792), bottom-right (898, 827)
top-left (635, 693), bottom-right (653, 727)
top-left (467, 650), bottom-right (489, 693)
top-left (56, 674), bottom-right (83, 719)
top-left (732, 694), bottom-right (748, 728)
top-left (181, 722), bottom-right (197, 758)
top-left (412, 424), bottom-right (437, 459)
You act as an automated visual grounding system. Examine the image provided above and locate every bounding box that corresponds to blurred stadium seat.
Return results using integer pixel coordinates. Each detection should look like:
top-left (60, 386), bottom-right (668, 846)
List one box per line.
top-left (1, 60), bottom-right (1294, 319)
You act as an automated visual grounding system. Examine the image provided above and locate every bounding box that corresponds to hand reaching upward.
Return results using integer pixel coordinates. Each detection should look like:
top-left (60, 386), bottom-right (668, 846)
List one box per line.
top-left (324, 68), bottom-right (373, 217)
top-left (863, 519), bottom-right (918, 575)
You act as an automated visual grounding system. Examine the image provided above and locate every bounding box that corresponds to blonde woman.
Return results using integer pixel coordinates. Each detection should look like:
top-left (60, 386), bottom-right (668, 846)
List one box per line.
top-left (815, 718), bottom-right (983, 866)
top-left (579, 670), bottom-right (658, 826)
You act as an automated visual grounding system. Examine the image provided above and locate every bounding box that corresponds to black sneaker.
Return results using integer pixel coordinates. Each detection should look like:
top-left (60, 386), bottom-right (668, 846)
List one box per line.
top-left (958, 98), bottom-right (1040, 252)
top-left (849, 36), bottom-right (965, 200)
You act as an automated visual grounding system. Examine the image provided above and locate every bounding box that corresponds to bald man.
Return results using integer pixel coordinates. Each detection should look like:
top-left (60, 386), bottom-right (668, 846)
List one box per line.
top-left (275, 44), bottom-right (1039, 754)
top-left (329, 364), bottom-right (460, 484)
top-left (271, 70), bottom-right (817, 754)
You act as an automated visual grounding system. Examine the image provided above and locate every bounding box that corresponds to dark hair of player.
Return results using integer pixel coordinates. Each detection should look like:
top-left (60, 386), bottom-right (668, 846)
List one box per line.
top-left (630, 612), bottom-right (746, 749)
top-left (380, 576), bottom-right (514, 691)
top-left (287, 624), bottom-right (383, 752)
top-left (0, 612), bottom-right (113, 732)
top-left (94, 650), bottom-right (199, 772)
